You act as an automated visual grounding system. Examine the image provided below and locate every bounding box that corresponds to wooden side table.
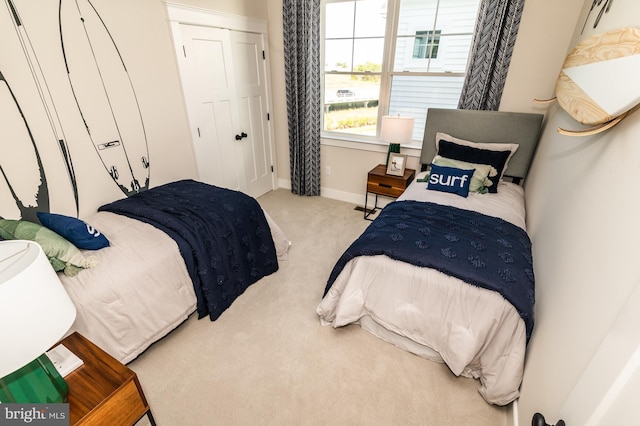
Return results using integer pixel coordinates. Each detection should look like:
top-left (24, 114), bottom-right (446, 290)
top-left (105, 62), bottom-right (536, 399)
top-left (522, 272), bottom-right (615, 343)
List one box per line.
top-left (57, 332), bottom-right (155, 426)
top-left (364, 164), bottom-right (415, 220)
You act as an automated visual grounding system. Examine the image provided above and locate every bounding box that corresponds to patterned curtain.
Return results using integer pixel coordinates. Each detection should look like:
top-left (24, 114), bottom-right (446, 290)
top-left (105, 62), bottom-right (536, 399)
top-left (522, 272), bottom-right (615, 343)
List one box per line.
top-left (283, 0), bottom-right (322, 196)
top-left (458, 0), bottom-right (526, 111)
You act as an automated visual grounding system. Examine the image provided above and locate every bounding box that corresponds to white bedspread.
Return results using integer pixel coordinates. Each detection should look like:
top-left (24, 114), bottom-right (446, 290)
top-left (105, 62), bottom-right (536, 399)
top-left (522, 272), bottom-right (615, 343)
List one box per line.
top-left (317, 173), bottom-right (529, 405)
top-left (61, 209), bottom-right (290, 364)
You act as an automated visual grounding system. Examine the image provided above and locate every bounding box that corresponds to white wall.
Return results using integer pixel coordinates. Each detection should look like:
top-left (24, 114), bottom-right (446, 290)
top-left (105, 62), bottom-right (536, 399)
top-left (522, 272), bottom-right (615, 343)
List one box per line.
top-left (499, 0), bottom-right (583, 113)
top-left (518, 0), bottom-right (640, 424)
top-left (0, 0), bottom-right (197, 218)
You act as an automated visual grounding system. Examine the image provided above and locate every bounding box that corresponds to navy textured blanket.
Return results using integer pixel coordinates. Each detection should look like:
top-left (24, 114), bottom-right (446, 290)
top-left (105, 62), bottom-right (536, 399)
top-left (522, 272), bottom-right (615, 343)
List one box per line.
top-left (325, 200), bottom-right (535, 340)
top-left (99, 179), bottom-right (278, 321)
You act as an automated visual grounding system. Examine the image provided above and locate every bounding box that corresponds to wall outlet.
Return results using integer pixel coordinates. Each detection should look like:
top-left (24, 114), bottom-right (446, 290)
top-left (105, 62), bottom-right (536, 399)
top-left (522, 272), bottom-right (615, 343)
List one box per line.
top-left (325, 166), bottom-right (332, 176)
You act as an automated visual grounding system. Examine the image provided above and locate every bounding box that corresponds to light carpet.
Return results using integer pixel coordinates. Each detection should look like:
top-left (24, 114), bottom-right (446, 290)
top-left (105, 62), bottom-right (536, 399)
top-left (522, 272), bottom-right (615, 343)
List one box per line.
top-left (131, 189), bottom-right (509, 426)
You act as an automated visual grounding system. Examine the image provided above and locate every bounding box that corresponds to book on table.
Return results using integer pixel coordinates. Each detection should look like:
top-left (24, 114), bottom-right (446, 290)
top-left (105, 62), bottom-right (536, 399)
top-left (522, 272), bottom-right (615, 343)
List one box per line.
top-left (46, 344), bottom-right (84, 377)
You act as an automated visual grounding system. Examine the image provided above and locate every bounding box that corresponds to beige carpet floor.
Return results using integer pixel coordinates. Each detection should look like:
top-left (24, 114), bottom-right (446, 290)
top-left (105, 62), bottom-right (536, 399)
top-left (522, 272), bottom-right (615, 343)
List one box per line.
top-left (131, 189), bottom-right (509, 426)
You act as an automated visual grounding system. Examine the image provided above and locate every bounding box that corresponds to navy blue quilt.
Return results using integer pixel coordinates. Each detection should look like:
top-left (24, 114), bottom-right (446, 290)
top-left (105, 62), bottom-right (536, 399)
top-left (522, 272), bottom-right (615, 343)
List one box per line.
top-left (325, 200), bottom-right (535, 340)
top-left (99, 179), bottom-right (278, 321)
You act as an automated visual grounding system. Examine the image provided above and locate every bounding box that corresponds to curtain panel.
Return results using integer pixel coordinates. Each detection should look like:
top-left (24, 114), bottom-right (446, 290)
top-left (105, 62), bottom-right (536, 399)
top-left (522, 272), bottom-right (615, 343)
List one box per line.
top-left (458, 0), bottom-right (526, 111)
top-left (283, 0), bottom-right (322, 196)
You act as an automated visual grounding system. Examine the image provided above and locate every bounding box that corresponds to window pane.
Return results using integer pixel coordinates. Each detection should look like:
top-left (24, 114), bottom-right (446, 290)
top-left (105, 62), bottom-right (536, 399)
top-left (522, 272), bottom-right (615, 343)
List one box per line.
top-left (325, 39), bottom-right (354, 71)
top-left (324, 74), bottom-right (380, 136)
top-left (437, 34), bottom-right (473, 72)
top-left (397, 0), bottom-right (479, 37)
top-left (325, 1), bottom-right (355, 39)
top-left (353, 38), bottom-right (384, 70)
top-left (389, 74), bottom-right (464, 141)
top-left (354, 0), bottom-right (387, 37)
top-left (397, 0), bottom-right (438, 37)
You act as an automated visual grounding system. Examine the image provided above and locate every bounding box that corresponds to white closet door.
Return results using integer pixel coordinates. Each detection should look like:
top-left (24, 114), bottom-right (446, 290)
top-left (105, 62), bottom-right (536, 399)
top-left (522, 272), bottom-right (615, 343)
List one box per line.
top-left (179, 25), bottom-right (244, 192)
top-left (177, 24), bottom-right (274, 198)
top-left (231, 31), bottom-right (273, 198)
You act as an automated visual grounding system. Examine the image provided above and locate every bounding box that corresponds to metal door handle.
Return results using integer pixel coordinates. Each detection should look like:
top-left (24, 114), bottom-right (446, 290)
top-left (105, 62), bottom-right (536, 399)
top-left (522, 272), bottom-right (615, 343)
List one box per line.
top-left (235, 132), bottom-right (248, 140)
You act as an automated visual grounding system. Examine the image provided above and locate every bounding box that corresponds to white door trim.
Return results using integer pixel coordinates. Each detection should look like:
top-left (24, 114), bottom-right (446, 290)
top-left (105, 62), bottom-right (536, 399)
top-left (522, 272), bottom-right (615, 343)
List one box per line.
top-left (165, 2), bottom-right (268, 34)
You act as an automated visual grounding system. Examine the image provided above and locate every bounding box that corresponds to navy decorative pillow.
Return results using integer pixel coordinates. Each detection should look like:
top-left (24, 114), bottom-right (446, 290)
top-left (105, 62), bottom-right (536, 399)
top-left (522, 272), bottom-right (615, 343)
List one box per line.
top-left (427, 163), bottom-right (474, 197)
top-left (37, 212), bottom-right (110, 250)
top-left (437, 139), bottom-right (512, 193)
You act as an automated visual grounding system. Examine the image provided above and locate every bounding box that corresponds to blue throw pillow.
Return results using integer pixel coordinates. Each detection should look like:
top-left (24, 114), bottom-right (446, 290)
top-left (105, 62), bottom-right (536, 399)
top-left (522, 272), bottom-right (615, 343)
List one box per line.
top-left (37, 212), bottom-right (110, 250)
top-left (427, 163), bottom-right (474, 197)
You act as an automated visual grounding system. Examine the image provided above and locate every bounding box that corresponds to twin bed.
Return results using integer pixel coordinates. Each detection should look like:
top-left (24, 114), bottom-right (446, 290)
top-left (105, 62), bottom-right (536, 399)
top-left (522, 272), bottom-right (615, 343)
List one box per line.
top-left (317, 108), bottom-right (543, 406)
top-left (1, 179), bottom-right (291, 365)
top-left (58, 180), bottom-right (290, 364)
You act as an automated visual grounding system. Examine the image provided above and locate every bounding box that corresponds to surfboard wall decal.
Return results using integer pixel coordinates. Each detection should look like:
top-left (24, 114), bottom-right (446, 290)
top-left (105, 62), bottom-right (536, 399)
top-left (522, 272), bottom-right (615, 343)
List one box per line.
top-left (581, 0), bottom-right (614, 34)
top-left (536, 27), bottom-right (640, 137)
top-left (60, 0), bottom-right (150, 196)
top-left (0, 71), bottom-right (49, 222)
top-left (3, 0), bottom-right (78, 215)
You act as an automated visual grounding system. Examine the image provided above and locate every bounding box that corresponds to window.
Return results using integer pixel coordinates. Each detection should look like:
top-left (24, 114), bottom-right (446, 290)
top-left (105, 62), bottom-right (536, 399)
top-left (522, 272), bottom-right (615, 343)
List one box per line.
top-left (321, 0), bottom-right (480, 144)
top-left (413, 30), bottom-right (441, 59)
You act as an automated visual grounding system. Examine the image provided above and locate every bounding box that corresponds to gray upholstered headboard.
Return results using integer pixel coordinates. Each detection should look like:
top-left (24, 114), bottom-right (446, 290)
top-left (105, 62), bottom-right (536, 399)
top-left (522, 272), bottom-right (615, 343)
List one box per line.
top-left (421, 108), bottom-right (544, 181)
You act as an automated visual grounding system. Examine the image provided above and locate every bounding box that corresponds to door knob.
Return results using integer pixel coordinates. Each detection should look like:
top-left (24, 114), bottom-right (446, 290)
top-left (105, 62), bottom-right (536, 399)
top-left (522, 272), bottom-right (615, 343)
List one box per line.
top-left (532, 413), bottom-right (565, 426)
top-left (235, 132), bottom-right (248, 140)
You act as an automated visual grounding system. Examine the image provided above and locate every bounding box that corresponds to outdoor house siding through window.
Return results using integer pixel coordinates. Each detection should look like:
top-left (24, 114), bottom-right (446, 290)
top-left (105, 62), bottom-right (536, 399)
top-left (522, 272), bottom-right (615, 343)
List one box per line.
top-left (322, 0), bottom-right (480, 143)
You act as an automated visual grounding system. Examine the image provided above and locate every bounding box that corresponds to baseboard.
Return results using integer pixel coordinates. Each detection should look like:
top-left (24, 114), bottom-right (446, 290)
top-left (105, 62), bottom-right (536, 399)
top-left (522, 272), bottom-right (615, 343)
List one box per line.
top-left (277, 178), bottom-right (291, 191)
top-left (277, 178), bottom-right (393, 209)
top-left (321, 187), bottom-right (364, 205)
top-left (278, 178), bottom-right (361, 204)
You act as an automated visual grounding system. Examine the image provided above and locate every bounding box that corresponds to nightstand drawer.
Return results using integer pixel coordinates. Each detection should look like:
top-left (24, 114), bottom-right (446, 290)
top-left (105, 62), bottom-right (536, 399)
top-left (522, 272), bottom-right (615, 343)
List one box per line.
top-left (77, 379), bottom-right (146, 426)
top-left (367, 165), bottom-right (415, 197)
top-left (367, 180), bottom-right (408, 197)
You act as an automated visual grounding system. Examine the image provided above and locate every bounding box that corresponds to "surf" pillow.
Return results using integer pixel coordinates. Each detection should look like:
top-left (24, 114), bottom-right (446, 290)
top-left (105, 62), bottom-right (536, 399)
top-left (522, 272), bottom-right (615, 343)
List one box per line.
top-left (427, 163), bottom-right (475, 197)
top-left (37, 212), bottom-right (109, 250)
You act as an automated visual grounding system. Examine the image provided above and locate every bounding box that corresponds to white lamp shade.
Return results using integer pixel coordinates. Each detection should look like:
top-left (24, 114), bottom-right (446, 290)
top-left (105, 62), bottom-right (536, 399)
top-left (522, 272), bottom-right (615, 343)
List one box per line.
top-left (380, 115), bottom-right (415, 145)
top-left (0, 240), bottom-right (76, 378)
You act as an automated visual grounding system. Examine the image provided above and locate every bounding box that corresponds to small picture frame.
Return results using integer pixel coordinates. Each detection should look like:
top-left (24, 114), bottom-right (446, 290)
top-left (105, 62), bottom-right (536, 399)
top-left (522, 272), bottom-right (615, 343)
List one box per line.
top-left (386, 154), bottom-right (407, 176)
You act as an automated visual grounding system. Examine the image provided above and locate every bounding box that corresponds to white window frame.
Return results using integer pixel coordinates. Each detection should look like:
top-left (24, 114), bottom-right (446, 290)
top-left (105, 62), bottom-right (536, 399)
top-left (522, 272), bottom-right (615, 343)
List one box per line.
top-left (320, 0), bottom-right (477, 150)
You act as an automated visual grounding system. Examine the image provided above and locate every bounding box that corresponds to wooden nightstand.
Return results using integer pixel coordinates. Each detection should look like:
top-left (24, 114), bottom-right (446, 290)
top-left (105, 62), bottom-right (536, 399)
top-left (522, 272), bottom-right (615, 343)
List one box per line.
top-left (57, 332), bottom-right (155, 426)
top-left (364, 164), bottom-right (415, 220)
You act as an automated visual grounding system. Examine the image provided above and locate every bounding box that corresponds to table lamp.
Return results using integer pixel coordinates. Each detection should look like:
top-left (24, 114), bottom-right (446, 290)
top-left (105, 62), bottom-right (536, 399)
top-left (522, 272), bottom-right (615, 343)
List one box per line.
top-left (0, 240), bottom-right (77, 403)
top-left (381, 115), bottom-right (415, 166)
